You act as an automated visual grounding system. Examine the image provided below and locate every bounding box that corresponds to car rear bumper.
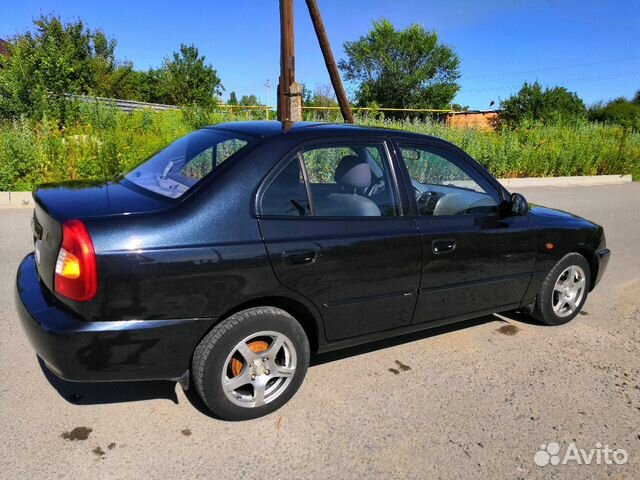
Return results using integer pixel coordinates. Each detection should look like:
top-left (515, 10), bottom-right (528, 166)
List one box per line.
top-left (593, 248), bottom-right (611, 288)
top-left (15, 253), bottom-right (216, 382)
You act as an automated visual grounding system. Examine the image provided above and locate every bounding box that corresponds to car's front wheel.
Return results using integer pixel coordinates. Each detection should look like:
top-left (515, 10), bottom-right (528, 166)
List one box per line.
top-left (533, 252), bottom-right (591, 326)
top-left (192, 307), bottom-right (310, 421)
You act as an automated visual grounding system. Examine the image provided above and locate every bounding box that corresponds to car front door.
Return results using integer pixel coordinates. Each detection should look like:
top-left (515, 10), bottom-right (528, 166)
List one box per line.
top-left (257, 139), bottom-right (422, 341)
top-left (393, 140), bottom-right (536, 325)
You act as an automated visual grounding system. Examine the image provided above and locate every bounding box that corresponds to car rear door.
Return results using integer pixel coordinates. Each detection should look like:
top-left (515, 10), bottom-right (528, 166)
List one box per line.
top-left (392, 139), bottom-right (536, 325)
top-left (257, 138), bottom-right (422, 341)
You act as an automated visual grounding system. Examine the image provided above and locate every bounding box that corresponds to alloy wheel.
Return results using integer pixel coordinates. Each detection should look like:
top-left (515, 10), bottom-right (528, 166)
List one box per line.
top-left (552, 265), bottom-right (586, 318)
top-left (221, 331), bottom-right (297, 408)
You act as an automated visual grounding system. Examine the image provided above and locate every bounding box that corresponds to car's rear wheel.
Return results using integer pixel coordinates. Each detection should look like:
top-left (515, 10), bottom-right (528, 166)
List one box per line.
top-left (532, 252), bottom-right (591, 326)
top-left (192, 307), bottom-right (310, 420)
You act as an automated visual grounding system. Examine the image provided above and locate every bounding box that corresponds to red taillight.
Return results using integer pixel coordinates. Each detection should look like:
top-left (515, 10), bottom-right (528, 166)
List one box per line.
top-left (54, 219), bottom-right (98, 301)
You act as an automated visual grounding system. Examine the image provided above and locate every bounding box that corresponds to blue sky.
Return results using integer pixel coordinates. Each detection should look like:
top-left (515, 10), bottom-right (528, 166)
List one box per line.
top-left (1, 0), bottom-right (638, 109)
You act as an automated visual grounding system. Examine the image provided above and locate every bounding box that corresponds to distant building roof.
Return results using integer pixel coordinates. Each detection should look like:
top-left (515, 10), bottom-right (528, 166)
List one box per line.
top-left (449, 109), bottom-right (502, 116)
top-left (0, 39), bottom-right (9, 56)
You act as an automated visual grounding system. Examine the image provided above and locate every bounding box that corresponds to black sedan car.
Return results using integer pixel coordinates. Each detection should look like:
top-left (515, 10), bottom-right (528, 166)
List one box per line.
top-left (16, 121), bottom-right (610, 420)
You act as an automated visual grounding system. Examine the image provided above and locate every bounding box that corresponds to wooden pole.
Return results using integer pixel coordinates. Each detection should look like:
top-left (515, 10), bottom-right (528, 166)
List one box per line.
top-left (305, 0), bottom-right (354, 124)
top-left (278, 0), bottom-right (295, 122)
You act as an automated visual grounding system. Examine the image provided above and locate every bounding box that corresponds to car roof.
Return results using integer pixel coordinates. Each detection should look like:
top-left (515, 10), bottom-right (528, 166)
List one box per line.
top-left (206, 120), bottom-right (437, 141)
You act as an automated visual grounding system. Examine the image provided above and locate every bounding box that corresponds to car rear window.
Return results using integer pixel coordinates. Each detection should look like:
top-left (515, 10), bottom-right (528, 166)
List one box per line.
top-left (123, 129), bottom-right (251, 199)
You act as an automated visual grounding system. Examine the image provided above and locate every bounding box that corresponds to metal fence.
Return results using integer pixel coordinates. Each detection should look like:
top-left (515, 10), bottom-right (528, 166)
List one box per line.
top-left (67, 94), bottom-right (460, 115)
top-left (67, 95), bottom-right (494, 126)
top-left (66, 94), bottom-right (180, 112)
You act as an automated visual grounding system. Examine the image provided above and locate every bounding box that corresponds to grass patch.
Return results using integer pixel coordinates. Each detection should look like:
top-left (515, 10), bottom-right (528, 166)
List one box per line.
top-left (0, 104), bottom-right (638, 191)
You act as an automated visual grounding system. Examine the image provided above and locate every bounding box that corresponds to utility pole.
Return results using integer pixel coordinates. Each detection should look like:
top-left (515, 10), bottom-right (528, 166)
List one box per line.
top-left (264, 79), bottom-right (270, 120)
top-left (278, 0), bottom-right (302, 123)
top-left (305, 0), bottom-right (354, 123)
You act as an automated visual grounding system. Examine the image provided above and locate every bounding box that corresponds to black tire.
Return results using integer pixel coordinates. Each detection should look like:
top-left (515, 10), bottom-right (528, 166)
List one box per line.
top-left (532, 252), bottom-right (591, 326)
top-left (192, 307), bottom-right (310, 421)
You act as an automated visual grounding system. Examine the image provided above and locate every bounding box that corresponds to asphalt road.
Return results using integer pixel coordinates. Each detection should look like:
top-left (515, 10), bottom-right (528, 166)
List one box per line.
top-left (1, 184), bottom-right (639, 479)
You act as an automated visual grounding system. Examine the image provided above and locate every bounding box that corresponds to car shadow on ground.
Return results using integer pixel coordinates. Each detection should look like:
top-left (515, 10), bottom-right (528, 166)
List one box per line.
top-left (38, 356), bottom-right (179, 406)
top-left (38, 311), bottom-right (539, 417)
top-left (311, 313), bottom-right (505, 366)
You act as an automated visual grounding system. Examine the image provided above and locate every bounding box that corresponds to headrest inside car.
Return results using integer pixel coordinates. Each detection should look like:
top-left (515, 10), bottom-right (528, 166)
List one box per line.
top-left (334, 155), bottom-right (371, 189)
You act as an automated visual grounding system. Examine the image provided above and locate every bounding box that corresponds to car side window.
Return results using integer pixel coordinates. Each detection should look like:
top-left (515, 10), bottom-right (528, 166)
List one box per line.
top-left (180, 138), bottom-right (248, 181)
top-left (260, 156), bottom-right (311, 216)
top-left (181, 147), bottom-right (214, 180)
top-left (260, 142), bottom-right (400, 218)
top-left (217, 138), bottom-right (249, 163)
top-left (397, 144), bottom-right (499, 216)
top-left (300, 144), bottom-right (399, 217)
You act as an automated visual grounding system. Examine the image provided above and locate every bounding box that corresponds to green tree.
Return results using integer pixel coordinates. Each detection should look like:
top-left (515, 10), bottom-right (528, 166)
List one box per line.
top-left (306, 84), bottom-right (337, 108)
top-left (0, 15), bottom-right (116, 122)
top-left (301, 84), bottom-right (313, 105)
top-left (338, 19), bottom-right (460, 112)
top-left (451, 103), bottom-right (469, 111)
top-left (589, 96), bottom-right (640, 130)
top-left (157, 44), bottom-right (223, 106)
top-left (500, 81), bottom-right (587, 126)
top-left (239, 94), bottom-right (260, 106)
top-left (138, 68), bottom-right (164, 103)
top-left (95, 62), bottom-right (153, 101)
top-left (228, 91), bottom-right (238, 105)
top-left (301, 84), bottom-right (338, 120)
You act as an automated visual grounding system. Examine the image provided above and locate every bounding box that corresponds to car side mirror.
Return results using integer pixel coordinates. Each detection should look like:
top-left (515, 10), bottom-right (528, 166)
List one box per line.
top-left (510, 192), bottom-right (529, 216)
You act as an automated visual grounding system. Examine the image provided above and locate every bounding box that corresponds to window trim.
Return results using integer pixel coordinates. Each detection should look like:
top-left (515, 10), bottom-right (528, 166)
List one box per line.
top-left (257, 153), bottom-right (312, 218)
top-left (256, 138), bottom-right (405, 219)
top-left (392, 139), bottom-right (504, 218)
top-left (297, 152), bottom-right (315, 216)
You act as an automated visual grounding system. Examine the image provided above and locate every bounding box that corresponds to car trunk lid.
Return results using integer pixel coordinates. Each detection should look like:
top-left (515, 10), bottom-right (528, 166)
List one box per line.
top-left (33, 179), bottom-right (171, 222)
top-left (32, 179), bottom-right (171, 294)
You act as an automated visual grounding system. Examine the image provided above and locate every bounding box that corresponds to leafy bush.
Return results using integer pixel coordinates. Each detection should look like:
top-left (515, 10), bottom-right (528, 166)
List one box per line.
top-left (500, 82), bottom-right (587, 127)
top-left (589, 97), bottom-right (640, 131)
top-left (0, 15), bottom-right (117, 124)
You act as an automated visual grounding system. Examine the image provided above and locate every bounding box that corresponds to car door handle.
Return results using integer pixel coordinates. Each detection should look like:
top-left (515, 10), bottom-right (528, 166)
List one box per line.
top-left (282, 249), bottom-right (319, 265)
top-left (432, 239), bottom-right (456, 255)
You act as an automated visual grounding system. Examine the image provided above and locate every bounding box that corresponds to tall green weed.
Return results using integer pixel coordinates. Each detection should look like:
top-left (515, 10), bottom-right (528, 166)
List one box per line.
top-left (0, 107), bottom-right (638, 191)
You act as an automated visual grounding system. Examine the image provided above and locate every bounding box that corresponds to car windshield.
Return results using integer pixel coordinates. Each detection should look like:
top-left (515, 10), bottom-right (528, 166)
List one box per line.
top-left (124, 129), bottom-right (251, 199)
